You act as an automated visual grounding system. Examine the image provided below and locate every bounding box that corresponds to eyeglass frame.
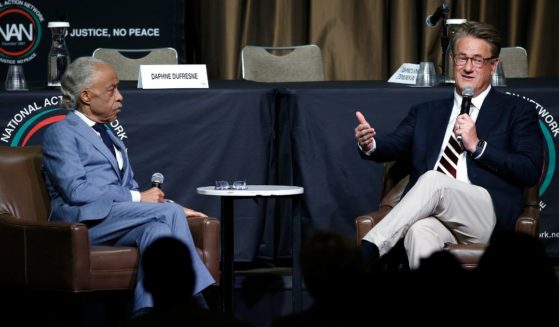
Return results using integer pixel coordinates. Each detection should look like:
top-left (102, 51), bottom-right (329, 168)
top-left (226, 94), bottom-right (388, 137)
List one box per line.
top-left (451, 54), bottom-right (498, 68)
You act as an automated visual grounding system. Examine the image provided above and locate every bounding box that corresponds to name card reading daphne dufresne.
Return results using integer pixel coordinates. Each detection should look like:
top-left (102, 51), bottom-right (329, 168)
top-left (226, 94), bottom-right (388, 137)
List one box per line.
top-left (138, 65), bottom-right (208, 89)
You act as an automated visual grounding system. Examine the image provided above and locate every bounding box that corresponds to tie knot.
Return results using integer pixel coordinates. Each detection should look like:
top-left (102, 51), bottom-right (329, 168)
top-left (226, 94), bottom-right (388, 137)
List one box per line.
top-left (92, 123), bottom-right (116, 157)
top-left (92, 123), bottom-right (106, 133)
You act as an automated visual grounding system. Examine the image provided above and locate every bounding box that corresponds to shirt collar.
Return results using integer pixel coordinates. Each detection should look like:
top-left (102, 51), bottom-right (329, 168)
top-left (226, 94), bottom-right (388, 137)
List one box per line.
top-left (453, 85), bottom-right (491, 110)
top-left (74, 110), bottom-right (97, 128)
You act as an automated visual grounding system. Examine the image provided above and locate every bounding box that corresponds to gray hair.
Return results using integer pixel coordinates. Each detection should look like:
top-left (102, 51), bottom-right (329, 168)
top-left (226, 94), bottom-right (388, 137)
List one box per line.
top-left (60, 57), bottom-right (106, 109)
top-left (451, 21), bottom-right (502, 58)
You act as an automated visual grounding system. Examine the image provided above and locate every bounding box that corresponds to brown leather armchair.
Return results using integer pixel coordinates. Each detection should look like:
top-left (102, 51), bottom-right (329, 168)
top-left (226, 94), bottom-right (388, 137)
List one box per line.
top-left (355, 161), bottom-right (539, 269)
top-left (0, 146), bottom-right (220, 293)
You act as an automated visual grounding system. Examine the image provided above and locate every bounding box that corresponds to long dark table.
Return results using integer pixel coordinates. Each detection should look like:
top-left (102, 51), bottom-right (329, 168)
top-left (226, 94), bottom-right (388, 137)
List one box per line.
top-left (1, 79), bottom-right (559, 259)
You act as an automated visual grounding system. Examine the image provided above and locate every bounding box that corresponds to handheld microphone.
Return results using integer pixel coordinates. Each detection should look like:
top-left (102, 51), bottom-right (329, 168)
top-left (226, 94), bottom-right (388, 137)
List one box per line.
top-left (426, 3), bottom-right (449, 27)
top-left (151, 172), bottom-right (164, 189)
top-left (457, 87), bottom-right (474, 146)
top-left (460, 87), bottom-right (474, 115)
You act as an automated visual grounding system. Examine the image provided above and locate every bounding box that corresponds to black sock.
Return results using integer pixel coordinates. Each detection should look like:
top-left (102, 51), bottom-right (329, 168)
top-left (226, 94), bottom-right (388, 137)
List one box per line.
top-left (360, 240), bottom-right (380, 266)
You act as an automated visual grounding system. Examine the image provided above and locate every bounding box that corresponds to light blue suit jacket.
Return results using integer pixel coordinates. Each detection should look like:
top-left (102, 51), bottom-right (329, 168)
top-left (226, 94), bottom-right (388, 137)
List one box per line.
top-left (42, 111), bottom-right (139, 223)
top-left (42, 111), bottom-right (216, 307)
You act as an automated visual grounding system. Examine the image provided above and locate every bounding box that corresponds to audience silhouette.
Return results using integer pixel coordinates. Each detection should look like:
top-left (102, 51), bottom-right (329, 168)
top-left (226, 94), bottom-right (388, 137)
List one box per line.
top-left (4, 230), bottom-right (556, 326)
top-left (476, 231), bottom-right (559, 321)
top-left (129, 236), bottom-right (248, 326)
top-left (370, 231), bottom-right (558, 323)
top-left (271, 229), bottom-right (559, 325)
top-left (272, 230), bottom-right (368, 327)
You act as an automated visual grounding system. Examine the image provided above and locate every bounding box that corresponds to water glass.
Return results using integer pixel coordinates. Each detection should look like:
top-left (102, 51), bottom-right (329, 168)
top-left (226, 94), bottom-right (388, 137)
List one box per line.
top-left (232, 180), bottom-right (247, 190)
top-left (4, 65), bottom-right (28, 91)
top-left (215, 180), bottom-right (248, 190)
top-left (491, 61), bottom-right (507, 87)
top-left (215, 180), bottom-right (230, 190)
top-left (416, 62), bottom-right (437, 87)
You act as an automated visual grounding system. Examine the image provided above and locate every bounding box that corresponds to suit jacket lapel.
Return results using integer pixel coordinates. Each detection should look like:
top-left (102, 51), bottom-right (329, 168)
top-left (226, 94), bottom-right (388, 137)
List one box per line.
top-left (475, 88), bottom-right (502, 139)
top-left (425, 96), bottom-right (454, 169)
top-left (107, 128), bottom-right (132, 183)
top-left (67, 112), bottom-right (121, 176)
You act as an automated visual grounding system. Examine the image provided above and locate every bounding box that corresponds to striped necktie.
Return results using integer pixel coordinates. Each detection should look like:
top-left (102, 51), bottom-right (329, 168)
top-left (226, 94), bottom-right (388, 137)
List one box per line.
top-left (436, 133), bottom-right (463, 178)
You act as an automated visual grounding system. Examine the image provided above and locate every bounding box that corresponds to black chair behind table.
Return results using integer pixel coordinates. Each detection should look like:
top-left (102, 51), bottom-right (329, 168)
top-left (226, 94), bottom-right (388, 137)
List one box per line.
top-left (354, 161), bottom-right (540, 270)
top-left (0, 146), bottom-right (220, 319)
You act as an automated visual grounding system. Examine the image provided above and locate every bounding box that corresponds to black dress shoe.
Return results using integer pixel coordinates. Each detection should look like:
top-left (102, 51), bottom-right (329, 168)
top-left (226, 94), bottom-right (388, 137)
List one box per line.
top-left (360, 240), bottom-right (380, 267)
top-left (193, 292), bottom-right (209, 310)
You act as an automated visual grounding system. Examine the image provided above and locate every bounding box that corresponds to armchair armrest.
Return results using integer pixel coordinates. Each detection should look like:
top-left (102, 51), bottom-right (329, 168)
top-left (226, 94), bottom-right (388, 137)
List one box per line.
top-left (355, 206), bottom-right (392, 244)
top-left (515, 205), bottom-right (539, 237)
top-left (187, 216), bottom-right (220, 284)
top-left (0, 213), bottom-right (92, 291)
top-left (443, 243), bottom-right (487, 270)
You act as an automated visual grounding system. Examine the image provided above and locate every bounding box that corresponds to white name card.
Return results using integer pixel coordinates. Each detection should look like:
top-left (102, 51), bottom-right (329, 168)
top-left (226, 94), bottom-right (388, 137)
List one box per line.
top-left (137, 64), bottom-right (209, 89)
top-left (387, 63), bottom-right (419, 85)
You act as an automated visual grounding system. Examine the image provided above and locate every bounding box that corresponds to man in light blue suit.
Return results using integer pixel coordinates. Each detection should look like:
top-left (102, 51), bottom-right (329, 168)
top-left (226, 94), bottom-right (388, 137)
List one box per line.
top-left (41, 57), bottom-right (215, 314)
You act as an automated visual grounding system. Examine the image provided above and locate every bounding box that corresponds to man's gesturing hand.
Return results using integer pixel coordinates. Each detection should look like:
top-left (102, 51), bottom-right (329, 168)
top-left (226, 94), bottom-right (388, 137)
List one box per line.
top-left (355, 111), bottom-right (376, 152)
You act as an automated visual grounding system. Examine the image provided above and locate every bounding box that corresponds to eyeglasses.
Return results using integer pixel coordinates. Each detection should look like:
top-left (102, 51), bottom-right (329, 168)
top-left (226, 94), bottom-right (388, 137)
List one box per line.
top-left (215, 180), bottom-right (247, 190)
top-left (452, 54), bottom-right (497, 68)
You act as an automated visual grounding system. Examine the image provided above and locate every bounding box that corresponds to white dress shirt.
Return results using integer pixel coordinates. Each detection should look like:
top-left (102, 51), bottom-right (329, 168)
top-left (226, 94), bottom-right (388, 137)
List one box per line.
top-left (433, 86), bottom-right (491, 183)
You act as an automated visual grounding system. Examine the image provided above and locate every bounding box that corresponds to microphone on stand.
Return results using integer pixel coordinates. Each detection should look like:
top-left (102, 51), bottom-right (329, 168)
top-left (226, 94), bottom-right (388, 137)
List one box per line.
top-left (151, 172), bottom-right (164, 189)
top-left (426, 3), bottom-right (449, 27)
top-left (457, 87), bottom-right (474, 146)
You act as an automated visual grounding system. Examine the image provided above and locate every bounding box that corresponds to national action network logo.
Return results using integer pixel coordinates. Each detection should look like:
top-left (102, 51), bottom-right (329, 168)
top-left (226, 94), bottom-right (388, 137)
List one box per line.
top-left (0, 0), bottom-right (44, 64)
top-left (506, 92), bottom-right (557, 212)
top-left (1, 96), bottom-right (128, 147)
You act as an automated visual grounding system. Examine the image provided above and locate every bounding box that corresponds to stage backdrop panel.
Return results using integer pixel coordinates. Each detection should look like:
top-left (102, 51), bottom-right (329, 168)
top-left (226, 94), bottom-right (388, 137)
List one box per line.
top-left (0, 0), bottom-right (184, 84)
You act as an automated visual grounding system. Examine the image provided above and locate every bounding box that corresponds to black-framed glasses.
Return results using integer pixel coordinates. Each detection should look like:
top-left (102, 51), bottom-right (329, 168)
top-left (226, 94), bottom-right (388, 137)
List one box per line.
top-left (452, 54), bottom-right (497, 68)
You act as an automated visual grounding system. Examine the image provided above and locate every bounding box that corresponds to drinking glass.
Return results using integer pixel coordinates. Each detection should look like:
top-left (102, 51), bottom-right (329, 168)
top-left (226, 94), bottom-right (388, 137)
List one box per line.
top-left (491, 61), bottom-right (507, 87)
top-left (415, 62), bottom-right (437, 87)
top-left (214, 180), bottom-right (248, 190)
top-left (4, 65), bottom-right (28, 91)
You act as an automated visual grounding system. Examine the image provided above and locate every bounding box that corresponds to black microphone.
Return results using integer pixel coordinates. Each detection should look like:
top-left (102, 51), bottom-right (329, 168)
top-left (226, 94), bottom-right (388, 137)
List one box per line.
top-left (151, 172), bottom-right (164, 189)
top-left (460, 87), bottom-right (474, 115)
top-left (457, 87), bottom-right (474, 146)
top-left (426, 3), bottom-right (449, 27)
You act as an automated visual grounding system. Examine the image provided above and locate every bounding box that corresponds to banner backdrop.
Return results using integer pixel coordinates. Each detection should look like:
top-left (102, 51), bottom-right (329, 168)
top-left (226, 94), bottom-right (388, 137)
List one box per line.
top-left (0, 0), bottom-right (184, 84)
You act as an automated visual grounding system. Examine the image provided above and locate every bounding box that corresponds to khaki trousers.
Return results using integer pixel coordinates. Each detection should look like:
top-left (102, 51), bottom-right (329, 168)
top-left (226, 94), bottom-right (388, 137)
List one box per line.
top-left (362, 170), bottom-right (496, 269)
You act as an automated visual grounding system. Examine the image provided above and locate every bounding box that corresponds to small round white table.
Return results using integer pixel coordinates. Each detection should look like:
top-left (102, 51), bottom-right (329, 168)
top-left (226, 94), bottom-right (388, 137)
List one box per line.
top-left (197, 185), bottom-right (304, 315)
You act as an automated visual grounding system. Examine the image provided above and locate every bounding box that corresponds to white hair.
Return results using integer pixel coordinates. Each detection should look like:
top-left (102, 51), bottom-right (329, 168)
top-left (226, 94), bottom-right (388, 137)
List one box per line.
top-left (60, 57), bottom-right (107, 109)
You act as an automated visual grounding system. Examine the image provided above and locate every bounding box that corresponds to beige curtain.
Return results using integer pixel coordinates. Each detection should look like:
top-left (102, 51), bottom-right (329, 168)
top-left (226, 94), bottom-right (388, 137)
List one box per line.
top-left (185, 0), bottom-right (559, 80)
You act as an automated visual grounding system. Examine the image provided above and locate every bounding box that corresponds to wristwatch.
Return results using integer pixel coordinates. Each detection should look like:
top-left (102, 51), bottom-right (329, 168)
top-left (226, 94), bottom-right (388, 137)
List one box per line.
top-left (470, 139), bottom-right (486, 158)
